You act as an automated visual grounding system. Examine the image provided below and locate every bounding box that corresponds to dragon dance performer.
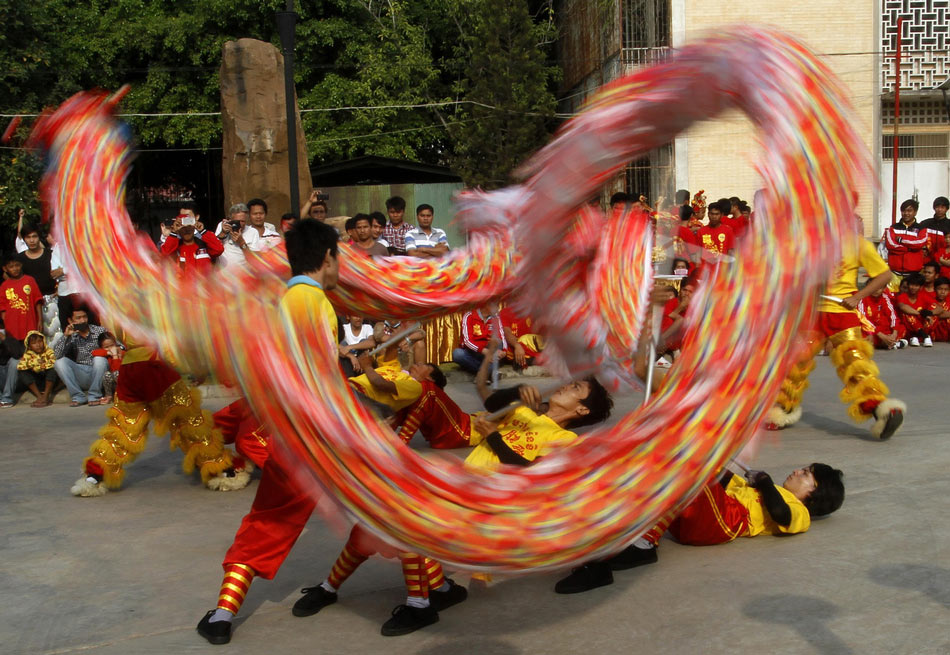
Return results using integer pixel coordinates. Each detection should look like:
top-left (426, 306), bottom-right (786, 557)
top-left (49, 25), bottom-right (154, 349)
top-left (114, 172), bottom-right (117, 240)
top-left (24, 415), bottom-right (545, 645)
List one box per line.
top-left (70, 341), bottom-right (251, 497)
top-left (765, 236), bottom-right (906, 439)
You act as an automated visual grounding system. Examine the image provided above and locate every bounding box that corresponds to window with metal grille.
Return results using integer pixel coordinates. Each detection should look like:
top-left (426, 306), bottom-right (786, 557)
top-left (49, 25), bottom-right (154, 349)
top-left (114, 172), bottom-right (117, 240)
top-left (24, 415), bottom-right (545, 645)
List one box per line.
top-left (621, 0), bottom-right (671, 67)
top-left (624, 142), bottom-right (675, 205)
top-left (881, 133), bottom-right (950, 159)
top-left (882, 98), bottom-right (950, 125)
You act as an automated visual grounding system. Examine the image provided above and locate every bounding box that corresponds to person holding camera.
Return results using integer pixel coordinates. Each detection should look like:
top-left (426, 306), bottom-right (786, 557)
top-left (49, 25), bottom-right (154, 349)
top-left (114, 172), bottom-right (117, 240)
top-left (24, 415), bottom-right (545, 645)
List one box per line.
top-left (160, 204), bottom-right (224, 275)
top-left (215, 203), bottom-right (255, 269)
top-left (301, 188), bottom-right (329, 222)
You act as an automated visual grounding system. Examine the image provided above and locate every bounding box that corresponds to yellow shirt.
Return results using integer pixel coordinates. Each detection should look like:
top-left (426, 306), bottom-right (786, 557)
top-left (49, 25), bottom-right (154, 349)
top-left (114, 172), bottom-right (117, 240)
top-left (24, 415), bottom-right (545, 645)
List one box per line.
top-left (349, 356), bottom-right (423, 412)
top-left (820, 238), bottom-right (891, 313)
top-left (726, 476), bottom-right (811, 537)
top-left (278, 277), bottom-right (338, 347)
top-left (464, 406), bottom-right (578, 472)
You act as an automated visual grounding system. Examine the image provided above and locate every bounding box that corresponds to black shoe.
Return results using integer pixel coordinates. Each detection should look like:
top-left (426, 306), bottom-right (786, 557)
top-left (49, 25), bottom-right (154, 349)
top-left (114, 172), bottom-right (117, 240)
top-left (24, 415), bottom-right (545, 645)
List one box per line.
top-left (428, 579), bottom-right (468, 612)
top-left (605, 544), bottom-right (658, 571)
top-left (292, 585), bottom-right (338, 617)
top-left (879, 409), bottom-right (903, 441)
top-left (554, 562), bottom-right (614, 594)
top-left (380, 603), bottom-right (439, 636)
top-left (196, 610), bottom-right (232, 645)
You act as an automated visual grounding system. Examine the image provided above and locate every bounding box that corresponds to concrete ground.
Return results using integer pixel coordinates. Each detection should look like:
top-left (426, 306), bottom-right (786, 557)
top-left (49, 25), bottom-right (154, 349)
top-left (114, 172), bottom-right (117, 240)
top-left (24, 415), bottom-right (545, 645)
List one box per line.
top-left (1, 347), bottom-right (948, 655)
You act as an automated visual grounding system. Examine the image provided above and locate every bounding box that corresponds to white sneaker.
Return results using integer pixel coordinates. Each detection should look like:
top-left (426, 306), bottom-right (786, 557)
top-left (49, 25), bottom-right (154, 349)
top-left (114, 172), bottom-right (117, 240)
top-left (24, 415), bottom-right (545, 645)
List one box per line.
top-left (923, 336), bottom-right (933, 347)
top-left (909, 336), bottom-right (920, 347)
top-left (897, 339), bottom-right (908, 349)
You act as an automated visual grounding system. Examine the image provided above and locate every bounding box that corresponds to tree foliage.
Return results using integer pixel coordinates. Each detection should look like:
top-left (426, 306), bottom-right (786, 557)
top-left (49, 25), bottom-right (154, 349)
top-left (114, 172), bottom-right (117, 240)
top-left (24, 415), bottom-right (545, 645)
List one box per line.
top-left (0, 0), bottom-right (560, 232)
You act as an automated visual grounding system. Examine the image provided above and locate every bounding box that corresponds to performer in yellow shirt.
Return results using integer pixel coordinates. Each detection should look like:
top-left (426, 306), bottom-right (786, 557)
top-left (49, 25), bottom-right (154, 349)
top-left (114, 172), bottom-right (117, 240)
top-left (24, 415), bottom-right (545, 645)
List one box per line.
top-left (766, 235), bottom-right (906, 439)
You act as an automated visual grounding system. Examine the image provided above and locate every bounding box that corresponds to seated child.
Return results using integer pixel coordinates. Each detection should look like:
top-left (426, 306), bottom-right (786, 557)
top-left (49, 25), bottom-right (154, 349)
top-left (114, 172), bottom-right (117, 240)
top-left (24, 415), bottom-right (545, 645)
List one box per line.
top-left (499, 305), bottom-right (544, 370)
top-left (338, 314), bottom-right (375, 377)
top-left (919, 261), bottom-right (939, 306)
top-left (858, 287), bottom-right (905, 349)
top-left (555, 463), bottom-right (845, 594)
top-left (91, 332), bottom-right (124, 405)
top-left (895, 273), bottom-right (933, 347)
top-left (925, 277), bottom-right (950, 342)
top-left (16, 330), bottom-right (57, 408)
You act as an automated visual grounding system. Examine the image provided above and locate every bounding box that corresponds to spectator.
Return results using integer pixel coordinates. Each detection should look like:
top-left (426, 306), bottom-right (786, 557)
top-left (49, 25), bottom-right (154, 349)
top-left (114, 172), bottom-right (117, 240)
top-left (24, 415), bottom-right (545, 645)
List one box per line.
top-left (161, 208), bottom-right (224, 274)
top-left (673, 206), bottom-right (699, 266)
top-left (17, 331), bottom-right (57, 407)
top-left (928, 277), bottom-right (950, 342)
top-left (49, 238), bottom-right (94, 332)
top-left (338, 315), bottom-right (375, 377)
top-left (895, 273), bottom-right (933, 347)
top-left (499, 306), bottom-right (544, 369)
top-left (405, 204), bottom-right (449, 259)
top-left (91, 331), bottom-right (124, 405)
top-left (343, 217), bottom-right (358, 243)
top-left (280, 213), bottom-right (298, 233)
top-left (382, 196), bottom-right (414, 256)
top-left (883, 199), bottom-right (928, 286)
top-left (453, 305), bottom-right (505, 374)
top-left (1, 251), bottom-right (44, 407)
top-left (246, 198), bottom-right (283, 251)
top-left (53, 308), bottom-right (109, 406)
top-left (215, 203), bottom-right (254, 269)
top-left (858, 287), bottom-right (904, 349)
top-left (609, 192), bottom-right (632, 211)
top-left (936, 233), bottom-right (950, 279)
top-left (369, 212), bottom-right (389, 249)
top-left (350, 214), bottom-right (389, 257)
top-left (919, 261), bottom-right (939, 305)
top-left (918, 196), bottom-right (950, 236)
top-left (674, 189), bottom-right (690, 209)
top-left (697, 201), bottom-right (736, 259)
top-left (16, 223), bottom-right (57, 297)
top-left (300, 189), bottom-right (329, 222)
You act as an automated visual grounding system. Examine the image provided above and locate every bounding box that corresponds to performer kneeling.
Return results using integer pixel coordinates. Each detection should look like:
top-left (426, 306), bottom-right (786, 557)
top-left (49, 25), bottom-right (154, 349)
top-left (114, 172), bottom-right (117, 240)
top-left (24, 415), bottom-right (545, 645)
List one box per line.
top-left (555, 464), bottom-right (844, 593)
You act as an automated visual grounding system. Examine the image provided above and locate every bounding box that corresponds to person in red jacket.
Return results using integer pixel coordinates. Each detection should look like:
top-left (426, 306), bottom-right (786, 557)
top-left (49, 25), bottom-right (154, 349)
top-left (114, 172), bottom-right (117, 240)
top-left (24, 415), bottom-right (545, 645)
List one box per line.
top-left (697, 201), bottom-right (735, 260)
top-left (858, 288), bottom-right (905, 349)
top-left (452, 305), bottom-right (505, 373)
top-left (883, 199), bottom-right (929, 288)
top-left (895, 273), bottom-right (933, 347)
top-left (160, 207), bottom-right (224, 275)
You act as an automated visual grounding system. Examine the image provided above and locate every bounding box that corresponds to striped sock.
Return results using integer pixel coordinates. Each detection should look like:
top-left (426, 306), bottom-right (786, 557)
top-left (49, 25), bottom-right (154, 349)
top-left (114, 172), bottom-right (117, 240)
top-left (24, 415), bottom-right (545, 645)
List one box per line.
top-left (401, 553), bottom-right (429, 601)
top-left (217, 563), bottom-right (254, 615)
top-left (424, 558), bottom-right (446, 591)
top-left (327, 541), bottom-right (369, 590)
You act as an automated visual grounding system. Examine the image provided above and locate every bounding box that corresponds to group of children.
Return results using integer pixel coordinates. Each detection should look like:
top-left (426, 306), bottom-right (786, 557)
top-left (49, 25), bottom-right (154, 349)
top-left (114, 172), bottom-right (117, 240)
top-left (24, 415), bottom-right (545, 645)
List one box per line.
top-left (859, 262), bottom-right (950, 348)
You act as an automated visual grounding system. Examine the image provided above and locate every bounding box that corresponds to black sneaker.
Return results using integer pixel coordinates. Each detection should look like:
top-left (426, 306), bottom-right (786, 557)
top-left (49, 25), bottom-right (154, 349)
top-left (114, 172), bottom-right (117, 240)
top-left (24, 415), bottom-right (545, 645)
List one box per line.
top-left (605, 544), bottom-right (658, 571)
top-left (554, 561), bottom-right (614, 594)
top-left (292, 585), bottom-right (338, 617)
top-left (380, 603), bottom-right (439, 636)
top-left (196, 610), bottom-right (232, 645)
top-left (429, 579), bottom-right (468, 612)
top-left (879, 409), bottom-right (903, 441)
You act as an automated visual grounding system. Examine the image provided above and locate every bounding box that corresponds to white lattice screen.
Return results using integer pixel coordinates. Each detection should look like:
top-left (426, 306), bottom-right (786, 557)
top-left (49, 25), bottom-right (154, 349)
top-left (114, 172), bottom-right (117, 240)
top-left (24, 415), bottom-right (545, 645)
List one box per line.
top-left (881, 0), bottom-right (950, 90)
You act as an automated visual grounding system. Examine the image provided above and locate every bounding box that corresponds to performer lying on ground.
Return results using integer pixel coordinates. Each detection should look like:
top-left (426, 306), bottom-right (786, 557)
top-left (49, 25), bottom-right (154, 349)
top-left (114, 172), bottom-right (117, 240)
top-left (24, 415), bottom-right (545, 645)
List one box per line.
top-left (554, 463), bottom-right (845, 593)
top-left (70, 342), bottom-right (250, 497)
top-left (766, 235), bottom-right (906, 439)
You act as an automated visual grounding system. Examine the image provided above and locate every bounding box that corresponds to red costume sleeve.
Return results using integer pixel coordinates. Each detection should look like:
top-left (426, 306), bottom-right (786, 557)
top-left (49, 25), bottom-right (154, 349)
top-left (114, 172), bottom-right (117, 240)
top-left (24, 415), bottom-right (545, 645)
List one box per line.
top-left (201, 230), bottom-right (225, 257)
top-left (160, 234), bottom-right (180, 257)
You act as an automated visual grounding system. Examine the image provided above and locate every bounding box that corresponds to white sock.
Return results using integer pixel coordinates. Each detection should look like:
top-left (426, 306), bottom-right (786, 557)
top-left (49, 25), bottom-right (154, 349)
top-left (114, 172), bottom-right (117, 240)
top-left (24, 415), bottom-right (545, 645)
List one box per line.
top-left (406, 596), bottom-right (429, 608)
top-left (435, 581), bottom-right (451, 592)
top-left (209, 608), bottom-right (234, 623)
top-left (633, 537), bottom-right (654, 550)
top-left (319, 580), bottom-right (336, 593)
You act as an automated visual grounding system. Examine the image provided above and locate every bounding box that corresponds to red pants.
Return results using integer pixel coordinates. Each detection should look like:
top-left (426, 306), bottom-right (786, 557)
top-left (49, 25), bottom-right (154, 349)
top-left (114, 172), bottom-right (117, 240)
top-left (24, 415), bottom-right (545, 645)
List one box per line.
top-left (115, 359), bottom-right (181, 403)
top-left (644, 482), bottom-right (749, 546)
top-left (222, 458), bottom-right (316, 579)
top-left (932, 319), bottom-right (950, 342)
top-left (213, 398), bottom-right (271, 470)
top-left (395, 382), bottom-right (474, 449)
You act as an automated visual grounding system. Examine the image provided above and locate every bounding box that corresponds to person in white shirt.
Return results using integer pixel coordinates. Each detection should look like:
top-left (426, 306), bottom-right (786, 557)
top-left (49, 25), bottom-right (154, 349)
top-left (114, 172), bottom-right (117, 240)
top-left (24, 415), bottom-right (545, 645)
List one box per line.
top-left (246, 198), bottom-right (283, 251)
top-left (338, 315), bottom-right (376, 377)
top-left (404, 204), bottom-right (449, 258)
top-left (215, 203), bottom-right (257, 269)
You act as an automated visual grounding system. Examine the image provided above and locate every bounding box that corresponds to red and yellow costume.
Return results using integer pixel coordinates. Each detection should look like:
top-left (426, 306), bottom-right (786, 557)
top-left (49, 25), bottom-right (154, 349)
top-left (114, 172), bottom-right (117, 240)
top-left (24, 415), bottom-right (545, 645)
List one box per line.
top-left (395, 381), bottom-right (478, 448)
top-left (71, 345), bottom-right (245, 496)
top-left (858, 292), bottom-right (903, 347)
top-left (499, 306), bottom-right (545, 360)
top-left (767, 238), bottom-right (906, 437)
top-left (696, 224), bottom-right (735, 258)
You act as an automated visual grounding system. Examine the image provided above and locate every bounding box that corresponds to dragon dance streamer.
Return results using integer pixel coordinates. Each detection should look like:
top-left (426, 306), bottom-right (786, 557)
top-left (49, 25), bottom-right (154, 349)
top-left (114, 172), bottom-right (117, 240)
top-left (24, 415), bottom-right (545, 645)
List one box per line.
top-left (30, 27), bottom-right (871, 571)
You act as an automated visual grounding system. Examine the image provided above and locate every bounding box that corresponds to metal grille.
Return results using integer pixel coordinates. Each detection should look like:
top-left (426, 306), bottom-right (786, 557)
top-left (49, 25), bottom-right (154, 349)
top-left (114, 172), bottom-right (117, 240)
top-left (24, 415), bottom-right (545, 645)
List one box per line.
top-left (882, 98), bottom-right (950, 124)
top-left (624, 142), bottom-right (675, 205)
top-left (881, 0), bottom-right (950, 90)
top-left (621, 0), bottom-right (671, 67)
top-left (881, 132), bottom-right (950, 159)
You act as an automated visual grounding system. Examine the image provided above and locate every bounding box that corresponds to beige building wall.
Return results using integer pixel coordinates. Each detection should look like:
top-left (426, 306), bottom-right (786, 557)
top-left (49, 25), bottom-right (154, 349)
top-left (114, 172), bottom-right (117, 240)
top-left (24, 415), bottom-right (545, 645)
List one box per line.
top-left (677, 2), bottom-right (879, 235)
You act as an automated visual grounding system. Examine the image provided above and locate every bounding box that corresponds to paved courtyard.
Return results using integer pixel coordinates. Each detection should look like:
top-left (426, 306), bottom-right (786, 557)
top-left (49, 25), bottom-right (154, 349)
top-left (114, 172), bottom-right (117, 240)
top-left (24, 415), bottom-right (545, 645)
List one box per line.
top-left (2, 347), bottom-right (948, 654)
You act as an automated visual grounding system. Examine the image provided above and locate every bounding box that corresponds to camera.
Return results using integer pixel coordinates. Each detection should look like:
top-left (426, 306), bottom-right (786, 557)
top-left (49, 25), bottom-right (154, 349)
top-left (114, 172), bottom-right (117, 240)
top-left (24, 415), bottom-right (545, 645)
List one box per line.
top-left (317, 193), bottom-right (330, 201)
top-left (162, 218), bottom-right (175, 227)
top-left (229, 220), bottom-right (242, 230)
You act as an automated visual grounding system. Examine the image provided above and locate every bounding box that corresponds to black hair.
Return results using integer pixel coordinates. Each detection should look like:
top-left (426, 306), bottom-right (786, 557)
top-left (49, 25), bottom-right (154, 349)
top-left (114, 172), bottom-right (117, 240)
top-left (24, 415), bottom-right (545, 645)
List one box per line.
top-left (285, 219), bottom-right (339, 276)
top-left (739, 202), bottom-right (750, 212)
top-left (385, 196), bottom-right (406, 212)
top-left (922, 261), bottom-right (939, 273)
top-left (27, 332), bottom-right (45, 345)
top-left (906, 272), bottom-right (925, 286)
top-left (416, 203), bottom-right (434, 215)
top-left (707, 201), bottom-right (725, 214)
top-left (247, 198), bottom-right (268, 214)
top-left (672, 257), bottom-right (689, 269)
top-left (369, 211), bottom-right (387, 227)
top-left (311, 201), bottom-right (328, 211)
top-left (19, 222), bottom-right (41, 240)
top-left (281, 213), bottom-right (298, 221)
top-left (900, 198), bottom-right (919, 212)
top-left (179, 200), bottom-right (198, 214)
top-left (679, 205), bottom-right (694, 222)
top-left (803, 463), bottom-right (844, 516)
top-left (728, 196), bottom-right (741, 207)
top-left (567, 375), bottom-right (614, 429)
top-left (935, 277), bottom-right (950, 288)
top-left (426, 364), bottom-right (447, 389)
top-left (2, 251), bottom-right (19, 265)
top-left (344, 217), bottom-right (358, 232)
top-left (97, 332), bottom-right (116, 347)
top-left (675, 189), bottom-right (690, 205)
top-left (932, 196), bottom-right (949, 209)
top-left (351, 213), bottom-right (371, 227)
top-left (609, 192), bottom-right (631, 206)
